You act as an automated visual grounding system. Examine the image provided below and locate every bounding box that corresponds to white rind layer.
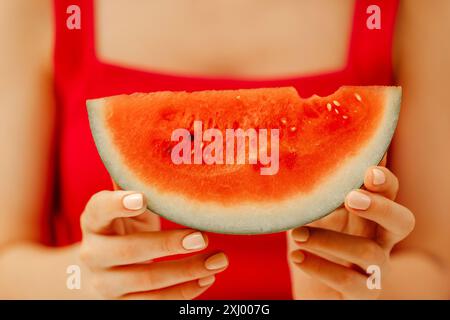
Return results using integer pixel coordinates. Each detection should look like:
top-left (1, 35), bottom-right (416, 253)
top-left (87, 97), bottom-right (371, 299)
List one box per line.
top-left (87, 87), bottom-right (401, 234)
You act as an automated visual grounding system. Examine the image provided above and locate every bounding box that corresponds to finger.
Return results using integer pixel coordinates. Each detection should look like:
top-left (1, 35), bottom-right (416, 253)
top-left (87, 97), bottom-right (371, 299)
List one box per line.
top-left (81, 191), bottom-right (147, 233)
top-left (363, 166), bottom-right (399, 200)
top-left (122, 276), bottom-right (215, 300)
top-left (95, 252), bottom-right (228, 297)
top-left (307, 207), bottom-right (373, 238)
top-left (307, 207), bottom-right (349, 232)
top-left (85, 229), bottom-right (208, 267)
top-left (292, 227), bottom-right (387, 270)
top-left (345, 190), bottom-right (415, 249)
top-left (290, 251), bottom-right (377, 299)
top-left (128, 210), bottom-right (161, 232)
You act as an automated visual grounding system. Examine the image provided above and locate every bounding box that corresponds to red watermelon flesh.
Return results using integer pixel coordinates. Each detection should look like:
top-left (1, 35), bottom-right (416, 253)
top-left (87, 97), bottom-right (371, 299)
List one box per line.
top-left (87, 86), bottom-right (401, 234)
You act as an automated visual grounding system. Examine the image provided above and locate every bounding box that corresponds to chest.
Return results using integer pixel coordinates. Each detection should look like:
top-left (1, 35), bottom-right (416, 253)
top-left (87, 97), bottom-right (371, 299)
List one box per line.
top-left (95, 0), bottom-right (354, 77)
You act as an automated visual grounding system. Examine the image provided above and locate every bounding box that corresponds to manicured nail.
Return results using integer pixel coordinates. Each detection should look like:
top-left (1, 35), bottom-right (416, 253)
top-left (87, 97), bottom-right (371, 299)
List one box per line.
top-left (372, 168), bottom-right (386, 185)
top-left (122, 193), bottom-right (144, 210)
top-left (182, 232), bottom-right (206, 250)
top-left (198, 275), bottom-right (215, 287)
top-left (346, 190), bottom-right (371, 210)
top-left (205, 253), bottom-right (228, 270)
top-left (291, 250), bottom-right (305, 264)
top-left (292, 227), bottom-right (310, 242)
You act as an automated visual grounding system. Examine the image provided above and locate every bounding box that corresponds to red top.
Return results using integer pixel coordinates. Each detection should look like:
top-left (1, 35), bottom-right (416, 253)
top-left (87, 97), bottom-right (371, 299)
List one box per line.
top-left (49, 0), bottom-right (399, 299)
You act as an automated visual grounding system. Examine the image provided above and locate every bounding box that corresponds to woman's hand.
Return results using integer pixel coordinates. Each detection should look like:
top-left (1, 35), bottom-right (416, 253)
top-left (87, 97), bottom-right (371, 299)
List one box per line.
top-left (79, 190), bottom-right (228, 299)
top-left (289, 164), bottom-right (415, 299)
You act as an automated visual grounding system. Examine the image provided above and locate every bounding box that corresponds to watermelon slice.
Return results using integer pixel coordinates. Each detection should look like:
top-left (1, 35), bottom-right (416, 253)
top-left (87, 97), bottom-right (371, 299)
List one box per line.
top-left (87, 86), bottom-right (401, 234)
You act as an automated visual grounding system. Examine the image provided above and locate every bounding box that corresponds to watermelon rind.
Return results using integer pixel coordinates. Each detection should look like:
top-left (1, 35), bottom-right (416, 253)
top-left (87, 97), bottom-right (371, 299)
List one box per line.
top-left (87, 86), bottom-right (401, 235)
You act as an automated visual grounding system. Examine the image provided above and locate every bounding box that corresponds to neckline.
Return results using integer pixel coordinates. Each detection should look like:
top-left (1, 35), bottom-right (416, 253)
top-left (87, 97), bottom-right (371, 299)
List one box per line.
top-left (91, 0), bottom-right (358, 84)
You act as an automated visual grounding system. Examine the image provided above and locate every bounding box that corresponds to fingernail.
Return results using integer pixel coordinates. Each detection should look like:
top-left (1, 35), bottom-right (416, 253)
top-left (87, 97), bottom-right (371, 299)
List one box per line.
top-left (292, 227), bottom-right (309, 242)
top-left (346, 190), bottom-right (371, 210)
top-left (198, 275), bottom-right (215, 287)
top-left (122, 193), bottom-right (144, 210)
top-left (291, 250), bottom-right (305, 264)
top-left (205, 253), bottom-right (228, 270)
top-left (182, 232), bottom-right (206, 250)
top-left (372, 168), bottom-right (386, 185)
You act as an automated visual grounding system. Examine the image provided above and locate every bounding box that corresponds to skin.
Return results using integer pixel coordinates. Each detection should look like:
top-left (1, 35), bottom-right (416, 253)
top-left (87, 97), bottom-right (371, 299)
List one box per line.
top-left (79, 190), bottom-right (227, 299)
top-left (0, 0), bottom-right (449, 299)
top-left (288, 157), bottom-right (418, 299)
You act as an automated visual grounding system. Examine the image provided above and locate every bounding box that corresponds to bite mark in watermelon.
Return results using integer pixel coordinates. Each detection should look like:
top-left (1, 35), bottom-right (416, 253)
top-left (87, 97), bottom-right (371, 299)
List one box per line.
top-left (87, 86), bottom-right (401, 234)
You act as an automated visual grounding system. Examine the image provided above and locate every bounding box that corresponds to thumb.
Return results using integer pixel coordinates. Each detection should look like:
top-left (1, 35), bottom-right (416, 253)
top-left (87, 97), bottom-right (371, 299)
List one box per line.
top-left (111, 178), bottom-right (161, 231)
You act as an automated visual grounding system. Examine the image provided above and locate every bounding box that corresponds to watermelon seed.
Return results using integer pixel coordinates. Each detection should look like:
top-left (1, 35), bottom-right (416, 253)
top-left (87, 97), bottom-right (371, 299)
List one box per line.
top-left (280, 117), bottom-right (287, 125)
top-left (236, 95), bottom-right (241, 99)
top-left (326, 103), bottom-right (332, 112)
top-left (289, 126), bottom-right (297, 132)
top-left (333, 100), bottom-right (341, 107)
top-left (335, 109), bottom-right (340, 114)
top-left (354, 93), bottom-right (362, 102)
top-left (342, 115), bottom-right (348, 119)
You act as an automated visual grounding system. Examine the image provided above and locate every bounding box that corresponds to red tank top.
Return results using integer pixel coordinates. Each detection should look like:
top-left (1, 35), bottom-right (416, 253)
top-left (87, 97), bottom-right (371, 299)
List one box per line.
top-left (49, 0), bottom-right (399, 299)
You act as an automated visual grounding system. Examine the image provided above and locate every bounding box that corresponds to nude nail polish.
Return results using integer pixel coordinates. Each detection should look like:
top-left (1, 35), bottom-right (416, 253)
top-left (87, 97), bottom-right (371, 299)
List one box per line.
top-left (292, 227), bottom-right (310, 242)
top-left (122, 193), bottom-right (143, 210)
top-left (205, 253), bottom-right (228, 270)
top-left (346, 190), bottom-right (371, 210)
top-left (291, 250), bottom-right (305, 264)
top-left (372, 168), bottom-right (386, 185)
top-left (198, 275), bottom-right (215, 287)
top-left (182, 232), bottom-right (206, 250)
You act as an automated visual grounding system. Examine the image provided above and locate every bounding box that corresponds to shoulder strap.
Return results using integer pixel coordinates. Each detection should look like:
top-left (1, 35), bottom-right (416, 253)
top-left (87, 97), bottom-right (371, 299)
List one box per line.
top-left (347, 0), bottom-right (399, 83)
top-left (53, 0), bottom-right (95, 80)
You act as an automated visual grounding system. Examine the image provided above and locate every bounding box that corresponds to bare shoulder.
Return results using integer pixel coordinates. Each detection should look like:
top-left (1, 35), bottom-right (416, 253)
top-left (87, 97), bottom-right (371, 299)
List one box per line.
top-left (0, 0), bottom-right (53, 70)
top-left (0, 0), bottom-right (52, 29)
top-left (394, 0), bottom-right (450, 72)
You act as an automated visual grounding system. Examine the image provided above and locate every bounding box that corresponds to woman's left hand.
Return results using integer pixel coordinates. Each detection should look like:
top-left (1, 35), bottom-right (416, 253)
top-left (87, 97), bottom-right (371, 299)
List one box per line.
top-left (289, 163), bottom-right (416, 299)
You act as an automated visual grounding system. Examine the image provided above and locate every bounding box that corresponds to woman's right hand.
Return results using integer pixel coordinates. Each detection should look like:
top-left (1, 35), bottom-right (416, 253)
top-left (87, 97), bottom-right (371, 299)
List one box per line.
top-left (79, 190), bottom-right (228, 299)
